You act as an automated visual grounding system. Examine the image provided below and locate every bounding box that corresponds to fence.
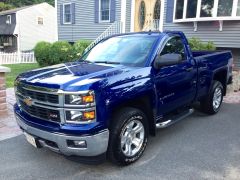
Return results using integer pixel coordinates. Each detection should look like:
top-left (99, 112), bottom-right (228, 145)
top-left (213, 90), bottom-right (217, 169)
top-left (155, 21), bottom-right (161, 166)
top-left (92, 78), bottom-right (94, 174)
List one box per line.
top-left (0, 52), bottom-right (36, 65)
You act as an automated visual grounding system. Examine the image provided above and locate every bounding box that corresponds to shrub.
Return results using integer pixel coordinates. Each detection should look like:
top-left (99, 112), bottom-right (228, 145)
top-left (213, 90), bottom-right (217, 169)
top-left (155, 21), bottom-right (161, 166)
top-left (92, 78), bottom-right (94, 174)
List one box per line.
top-left (188, 37), bottom-right (216, 51)
top-left (34, 42), bottom-right (52, 66)
top-left (50, 41), bottom-right (75, 64)
top-left (73, 40), bottom-right (92, 59)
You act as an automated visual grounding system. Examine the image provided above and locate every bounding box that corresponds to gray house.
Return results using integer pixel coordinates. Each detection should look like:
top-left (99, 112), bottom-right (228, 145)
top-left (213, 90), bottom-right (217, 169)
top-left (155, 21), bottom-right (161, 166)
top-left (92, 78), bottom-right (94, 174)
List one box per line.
top-left (57, 0), bottom-right (240, 67)
top-left (0, 3), bottom-right (57, 53)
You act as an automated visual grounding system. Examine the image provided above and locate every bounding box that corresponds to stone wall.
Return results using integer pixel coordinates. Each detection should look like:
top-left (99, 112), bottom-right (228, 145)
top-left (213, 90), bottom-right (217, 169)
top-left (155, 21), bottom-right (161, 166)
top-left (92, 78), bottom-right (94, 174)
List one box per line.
top-left (0, 66), bottom-right (10, 115)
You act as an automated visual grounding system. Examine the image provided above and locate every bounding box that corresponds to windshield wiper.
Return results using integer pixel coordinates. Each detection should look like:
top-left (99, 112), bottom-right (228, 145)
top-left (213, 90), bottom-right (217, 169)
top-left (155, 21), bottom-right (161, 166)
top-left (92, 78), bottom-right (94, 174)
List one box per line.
top-left (93, 61), bottom-right (121, 65)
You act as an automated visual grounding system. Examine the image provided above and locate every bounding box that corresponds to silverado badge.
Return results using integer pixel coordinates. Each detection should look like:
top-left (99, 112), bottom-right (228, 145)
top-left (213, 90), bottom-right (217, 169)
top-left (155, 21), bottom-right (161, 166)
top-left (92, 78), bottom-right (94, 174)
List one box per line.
top-left (23, 97), bottom-right (33, 106)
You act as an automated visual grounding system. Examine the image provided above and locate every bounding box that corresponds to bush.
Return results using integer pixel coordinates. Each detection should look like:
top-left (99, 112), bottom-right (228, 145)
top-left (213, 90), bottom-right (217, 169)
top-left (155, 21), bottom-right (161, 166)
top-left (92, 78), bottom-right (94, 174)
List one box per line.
top-left (34, 42), bottom-right (52, 66)
top-left (51, 41), bottom-right (74, 64)
top-left (35, 41), bottom-right (75, 66)
top-left (73, 40), bottom-right (92, 59)
top-left (188, 37), bottom-right (216, 51)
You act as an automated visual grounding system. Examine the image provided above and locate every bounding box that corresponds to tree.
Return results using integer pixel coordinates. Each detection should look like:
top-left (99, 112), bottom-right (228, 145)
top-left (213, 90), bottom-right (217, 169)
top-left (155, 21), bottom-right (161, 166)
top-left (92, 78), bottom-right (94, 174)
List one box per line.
top-left (0, 2), bottom-right (14, 12)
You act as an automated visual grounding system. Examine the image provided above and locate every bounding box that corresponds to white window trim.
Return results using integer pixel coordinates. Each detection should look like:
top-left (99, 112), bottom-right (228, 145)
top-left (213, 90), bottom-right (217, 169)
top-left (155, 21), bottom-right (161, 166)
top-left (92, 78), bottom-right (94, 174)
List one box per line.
top-left (173, 0), bottom-right (240, 23)
top-left (63, 3), bottom-right (72, 24)
top-left (99, 0), bottom-right (111, 23)
top-left (6, 15), bottom-right (11, 24)
top-left (37, 16), bottom-right (44, 25)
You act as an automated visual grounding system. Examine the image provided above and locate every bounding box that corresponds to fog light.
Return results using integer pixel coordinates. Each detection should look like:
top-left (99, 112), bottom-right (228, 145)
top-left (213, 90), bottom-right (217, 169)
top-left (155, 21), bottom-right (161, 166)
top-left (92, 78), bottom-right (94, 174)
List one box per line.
top-left (67, 140), bottom-right (87, 148)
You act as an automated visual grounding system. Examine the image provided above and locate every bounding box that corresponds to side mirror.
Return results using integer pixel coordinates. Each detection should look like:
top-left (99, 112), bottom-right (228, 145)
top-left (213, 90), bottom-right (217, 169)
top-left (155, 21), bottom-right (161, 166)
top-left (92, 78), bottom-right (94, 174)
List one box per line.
top-left (153, 53), bottom-right (182, 69)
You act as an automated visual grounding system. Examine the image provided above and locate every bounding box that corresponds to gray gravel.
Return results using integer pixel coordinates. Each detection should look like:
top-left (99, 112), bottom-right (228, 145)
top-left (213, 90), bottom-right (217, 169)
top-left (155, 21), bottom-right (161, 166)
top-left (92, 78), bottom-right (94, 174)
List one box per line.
top-left (0, 103), bottom-right (240, 180)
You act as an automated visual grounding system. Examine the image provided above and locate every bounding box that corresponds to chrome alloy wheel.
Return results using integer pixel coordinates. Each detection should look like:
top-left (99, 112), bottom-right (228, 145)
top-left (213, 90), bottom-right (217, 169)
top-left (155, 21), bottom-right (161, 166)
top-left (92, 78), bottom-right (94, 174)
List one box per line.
top-left (120, 119), bottom-right (145, 157)
top-left (213, 87), bottom-right (222, 110)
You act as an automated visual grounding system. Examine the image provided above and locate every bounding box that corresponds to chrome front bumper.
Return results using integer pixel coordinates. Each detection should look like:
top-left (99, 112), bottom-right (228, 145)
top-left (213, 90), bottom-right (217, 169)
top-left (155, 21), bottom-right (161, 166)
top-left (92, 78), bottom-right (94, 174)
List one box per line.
top-left (15, 114), bottom-right (109, 157)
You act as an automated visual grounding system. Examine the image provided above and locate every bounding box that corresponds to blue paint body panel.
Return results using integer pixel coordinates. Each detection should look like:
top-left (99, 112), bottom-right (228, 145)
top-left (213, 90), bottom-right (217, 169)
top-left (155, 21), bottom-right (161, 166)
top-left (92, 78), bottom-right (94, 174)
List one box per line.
top-left (14, 31), bottom-right (233, 136)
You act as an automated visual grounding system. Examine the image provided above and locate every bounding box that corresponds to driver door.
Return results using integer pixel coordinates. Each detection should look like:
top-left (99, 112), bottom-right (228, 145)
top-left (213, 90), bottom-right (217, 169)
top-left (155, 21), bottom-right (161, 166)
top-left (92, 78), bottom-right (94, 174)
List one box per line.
top-left (154, 35), bottom-right (197, 115)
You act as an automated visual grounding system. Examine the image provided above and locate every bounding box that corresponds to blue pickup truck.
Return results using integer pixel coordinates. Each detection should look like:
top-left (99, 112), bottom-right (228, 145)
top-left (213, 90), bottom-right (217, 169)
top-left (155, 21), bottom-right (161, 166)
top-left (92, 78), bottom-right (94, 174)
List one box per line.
top-left (14, 31), bottom-right (233, 165)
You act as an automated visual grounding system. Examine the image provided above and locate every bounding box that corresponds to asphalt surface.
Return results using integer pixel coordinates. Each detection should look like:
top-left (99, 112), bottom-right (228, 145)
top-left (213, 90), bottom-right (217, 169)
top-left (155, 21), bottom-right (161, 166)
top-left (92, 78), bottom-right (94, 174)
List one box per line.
top-left (0, 103), bottom-right (240, 180)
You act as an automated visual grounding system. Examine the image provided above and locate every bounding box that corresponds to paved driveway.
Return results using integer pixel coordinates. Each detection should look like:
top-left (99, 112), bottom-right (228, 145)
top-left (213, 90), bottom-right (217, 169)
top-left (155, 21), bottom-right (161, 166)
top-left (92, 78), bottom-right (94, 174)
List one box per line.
top-left (0, 103), bottom-right (240, 180)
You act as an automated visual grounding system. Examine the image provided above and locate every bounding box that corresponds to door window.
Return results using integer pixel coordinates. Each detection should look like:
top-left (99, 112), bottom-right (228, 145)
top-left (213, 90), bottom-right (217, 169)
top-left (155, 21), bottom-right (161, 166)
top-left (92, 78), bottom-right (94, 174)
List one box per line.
top-left (139, 1), bottom-right (146, 30)
top-left (160, 36), bottom-right (186, 60)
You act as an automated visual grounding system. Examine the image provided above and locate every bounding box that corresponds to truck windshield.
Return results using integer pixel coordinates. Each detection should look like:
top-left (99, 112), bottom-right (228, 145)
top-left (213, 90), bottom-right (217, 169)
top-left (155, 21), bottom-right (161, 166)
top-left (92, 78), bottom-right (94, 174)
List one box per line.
top-left (82, 36), bottom-right (158, 67)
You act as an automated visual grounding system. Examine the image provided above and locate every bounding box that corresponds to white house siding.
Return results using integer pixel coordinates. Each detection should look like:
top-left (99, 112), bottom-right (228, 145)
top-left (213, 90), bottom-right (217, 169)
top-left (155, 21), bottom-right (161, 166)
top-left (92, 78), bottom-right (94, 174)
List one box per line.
top-left (17, 3), bottom-right (57, 51)
top-left (163, 0), bottom-right (240, 49)
top-left (57, 0), bottom-right (121, 41)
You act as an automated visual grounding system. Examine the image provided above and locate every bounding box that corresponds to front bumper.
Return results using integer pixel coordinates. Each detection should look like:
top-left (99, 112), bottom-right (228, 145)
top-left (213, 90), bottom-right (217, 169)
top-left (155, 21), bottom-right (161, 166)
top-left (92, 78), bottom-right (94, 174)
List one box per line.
top-left (15, 113), bottom-right (109, 157)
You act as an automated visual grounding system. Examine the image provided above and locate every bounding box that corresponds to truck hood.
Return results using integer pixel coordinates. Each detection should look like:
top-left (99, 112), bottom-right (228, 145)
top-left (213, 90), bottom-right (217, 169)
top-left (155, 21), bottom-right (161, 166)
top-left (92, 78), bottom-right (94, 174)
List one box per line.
top-left (17, 62), bottom-right (143, 90)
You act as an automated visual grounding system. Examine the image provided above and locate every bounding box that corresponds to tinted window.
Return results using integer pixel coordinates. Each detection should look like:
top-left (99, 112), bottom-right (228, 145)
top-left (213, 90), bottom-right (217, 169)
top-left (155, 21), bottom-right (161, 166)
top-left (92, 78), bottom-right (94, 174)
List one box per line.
top-left (175, 0), bottom-right (184, 19)
top-left (160, 36), bottom-right (186, 59)
top-left (201, 0), bottom-right (214, 17)
top-left (186, 0), bottom-right (197, 18)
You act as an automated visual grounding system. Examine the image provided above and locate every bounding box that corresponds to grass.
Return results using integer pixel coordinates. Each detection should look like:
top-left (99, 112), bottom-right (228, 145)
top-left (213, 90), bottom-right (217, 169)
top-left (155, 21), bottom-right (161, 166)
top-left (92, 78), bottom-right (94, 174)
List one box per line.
top-left (3, 63), bottom-right (40, 88)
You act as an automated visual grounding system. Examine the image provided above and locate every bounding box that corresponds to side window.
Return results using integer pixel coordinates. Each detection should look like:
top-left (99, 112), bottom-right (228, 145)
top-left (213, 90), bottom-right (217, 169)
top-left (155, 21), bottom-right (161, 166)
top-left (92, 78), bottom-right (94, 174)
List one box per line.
top-left (100, 0), bottom-right (110, 22)
top-left (63, 4), bottom-right (72, 24)
top-left (160, 36), bottom-right (186, 60)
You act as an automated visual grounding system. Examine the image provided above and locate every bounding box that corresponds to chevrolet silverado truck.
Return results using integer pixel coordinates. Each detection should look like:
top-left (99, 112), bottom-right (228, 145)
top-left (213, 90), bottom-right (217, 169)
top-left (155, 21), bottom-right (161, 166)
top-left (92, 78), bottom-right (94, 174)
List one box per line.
top-left (14, 31), bottom-right (233, 165)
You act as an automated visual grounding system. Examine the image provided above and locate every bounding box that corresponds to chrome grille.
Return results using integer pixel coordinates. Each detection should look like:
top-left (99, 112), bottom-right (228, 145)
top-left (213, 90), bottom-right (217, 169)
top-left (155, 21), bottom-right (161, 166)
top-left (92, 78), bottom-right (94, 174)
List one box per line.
top-left (15, 82), bottom-right (62, 123)
top-left (19, 99), bottom-right (61, 122)
top-left (17, 85), bottom-right (59, 104)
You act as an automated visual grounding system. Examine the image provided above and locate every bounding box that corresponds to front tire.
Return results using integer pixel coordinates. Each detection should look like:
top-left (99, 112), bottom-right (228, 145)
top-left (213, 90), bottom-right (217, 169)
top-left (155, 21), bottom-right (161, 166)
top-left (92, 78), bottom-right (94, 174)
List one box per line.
top-left (108, 107), bottom-right (148, 165)
top-left (200, 80), bottom-right (224, 115)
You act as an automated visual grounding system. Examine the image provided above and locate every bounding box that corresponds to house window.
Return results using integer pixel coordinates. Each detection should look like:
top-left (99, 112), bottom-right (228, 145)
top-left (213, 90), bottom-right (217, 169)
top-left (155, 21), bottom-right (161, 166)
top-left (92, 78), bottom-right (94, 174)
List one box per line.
top-left (139, 1), bottom-right (146, 29)
top-left (237, 0), bottom-right (240, 16)
top-left (100, 0), bottom-right (110, 21)
top-left (186, 0), bottom-right (198, 18)
top-left (175, 0), bottom-right (184, 19)
top-left (217, 0), bottom-right (233, 17)
top-left (63, 3), bottom-right (72, 24)
top-left (6, 15), bottom-right (11, 24)
top-left (37, 17), bottom-right (44, 25)
top-left (200, 0), bottom-right (214, 17)
top-left (174, 0), bottom-right (240, 22)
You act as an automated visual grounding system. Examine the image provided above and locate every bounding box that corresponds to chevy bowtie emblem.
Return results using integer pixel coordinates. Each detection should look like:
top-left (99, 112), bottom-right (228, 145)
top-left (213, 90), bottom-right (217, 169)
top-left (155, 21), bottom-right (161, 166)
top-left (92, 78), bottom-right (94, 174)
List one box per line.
top-left (23, 97), bottom-right (33, 106)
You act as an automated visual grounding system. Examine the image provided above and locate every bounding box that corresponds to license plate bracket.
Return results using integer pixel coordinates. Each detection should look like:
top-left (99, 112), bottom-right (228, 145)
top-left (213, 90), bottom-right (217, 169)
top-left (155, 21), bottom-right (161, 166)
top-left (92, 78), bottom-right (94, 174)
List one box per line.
top-left (24, 132), bottom-right (40, 148)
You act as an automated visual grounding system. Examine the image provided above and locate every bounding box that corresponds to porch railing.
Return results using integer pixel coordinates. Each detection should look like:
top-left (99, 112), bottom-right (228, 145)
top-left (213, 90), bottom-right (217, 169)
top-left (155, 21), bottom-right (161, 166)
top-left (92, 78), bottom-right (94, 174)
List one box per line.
top-left (143, 19), bottom-right (160, 31)
top-left (0, 51), bottom-right (36, 65)
top-left (85, 21), bottom-right (123, 52)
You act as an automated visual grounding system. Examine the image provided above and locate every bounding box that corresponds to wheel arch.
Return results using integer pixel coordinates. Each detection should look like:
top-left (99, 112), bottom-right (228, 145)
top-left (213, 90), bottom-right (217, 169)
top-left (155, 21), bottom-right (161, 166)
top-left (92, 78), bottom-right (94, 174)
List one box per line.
top-left (108, 95), bottom-right (156, 136)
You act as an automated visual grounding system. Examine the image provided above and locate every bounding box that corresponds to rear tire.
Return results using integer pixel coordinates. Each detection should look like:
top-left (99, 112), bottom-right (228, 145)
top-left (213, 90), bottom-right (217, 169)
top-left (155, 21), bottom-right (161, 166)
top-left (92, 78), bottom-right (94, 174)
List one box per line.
top-left (200, 80), bottom-right (224, 115)
top-left (107, 107), bottom-right (148, 166)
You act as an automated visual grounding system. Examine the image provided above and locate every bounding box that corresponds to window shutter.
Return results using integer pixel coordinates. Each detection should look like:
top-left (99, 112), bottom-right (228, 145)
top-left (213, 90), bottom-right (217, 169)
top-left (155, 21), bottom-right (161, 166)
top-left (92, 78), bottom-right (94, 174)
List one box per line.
top-left (110, 0), bottom-right (116, 23)
top-left (71, 3), bottom-right (75, 24)
top-left (60, 4), bottom-right (64, 25)
top-left (95, 0), bottom-right (100, 23)
top-left (166, 0), bottom-right (174, 23)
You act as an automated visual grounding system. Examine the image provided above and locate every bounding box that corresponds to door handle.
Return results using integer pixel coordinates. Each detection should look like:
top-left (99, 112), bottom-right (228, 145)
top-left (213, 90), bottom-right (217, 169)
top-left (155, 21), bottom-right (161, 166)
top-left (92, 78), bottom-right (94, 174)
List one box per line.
top-left (185, 67), bottom-right (194, 72)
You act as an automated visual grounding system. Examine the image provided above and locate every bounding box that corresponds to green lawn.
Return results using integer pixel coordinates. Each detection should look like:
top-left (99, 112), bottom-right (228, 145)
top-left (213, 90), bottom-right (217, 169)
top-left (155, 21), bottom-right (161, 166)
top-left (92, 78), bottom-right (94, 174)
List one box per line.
top-left (3, 63), bottom-right (40, 88)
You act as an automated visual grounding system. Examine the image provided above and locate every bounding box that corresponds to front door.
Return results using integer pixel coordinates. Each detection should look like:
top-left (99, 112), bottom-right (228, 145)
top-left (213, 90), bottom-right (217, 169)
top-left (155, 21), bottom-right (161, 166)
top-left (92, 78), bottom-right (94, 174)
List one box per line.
top-left (134, 0), bottom-right (161, 32)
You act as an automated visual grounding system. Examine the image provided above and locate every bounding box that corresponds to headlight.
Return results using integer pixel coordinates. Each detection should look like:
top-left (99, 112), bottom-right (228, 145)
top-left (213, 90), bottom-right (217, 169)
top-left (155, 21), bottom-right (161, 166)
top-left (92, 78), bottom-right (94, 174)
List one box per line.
top-left (65, 91), bottom-right (95, 105)
top-left (65, 110), bottom-right (96, 124)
